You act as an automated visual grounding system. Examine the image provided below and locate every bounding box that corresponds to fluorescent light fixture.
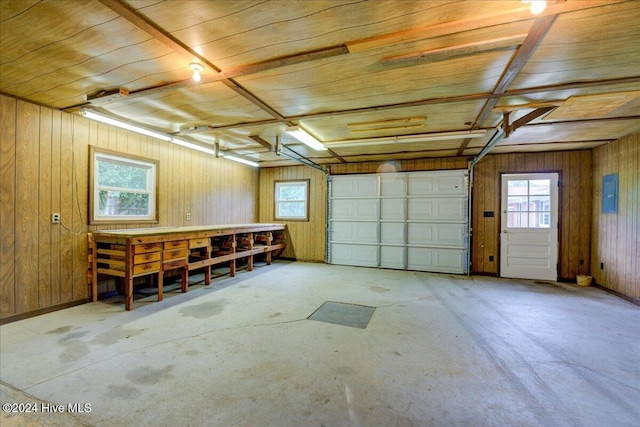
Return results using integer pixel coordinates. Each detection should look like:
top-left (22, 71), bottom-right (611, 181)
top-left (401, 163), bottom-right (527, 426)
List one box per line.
top-left (171, 137), bottom-right (216, 155)
top-left (220, 153), bottom-right (259, 167)
top-left (81, 110), bottom-right (172, 141)
top-left (81, 110), bottom-right (257, 167)
top-left (190, 63), bottom-right (204, 82)
top-left (285, 126), bottom-right (327, 151)
top-left (174, 138), bottom-right (259, 167)
top-left (523, 0), bottom-right (546, 14)
top-left (323, 129), bottom-right (487, 148)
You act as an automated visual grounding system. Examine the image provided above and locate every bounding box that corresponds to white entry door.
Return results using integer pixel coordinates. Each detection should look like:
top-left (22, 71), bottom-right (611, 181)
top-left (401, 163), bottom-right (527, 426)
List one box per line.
top-left (500, 173), bottom-right (558, 281)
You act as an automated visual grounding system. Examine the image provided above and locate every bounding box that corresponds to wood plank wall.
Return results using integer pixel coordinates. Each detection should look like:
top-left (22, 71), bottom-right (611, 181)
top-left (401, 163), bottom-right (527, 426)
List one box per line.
top-left (472, 151), bottom-right (593, 280)
top-left (258, 166), bottom-right (327, 261)
top-left (0, 94), bottom-right (258, 320)
top-left (591, 133), bottom-right (639, 299)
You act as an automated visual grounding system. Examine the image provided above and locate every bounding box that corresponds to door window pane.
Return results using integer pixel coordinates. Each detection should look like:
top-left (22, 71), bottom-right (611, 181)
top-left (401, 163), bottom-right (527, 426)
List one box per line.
top-left (507, 196), bottom-right (527, 211)
top-left (506, 179), bottom-right (551, 228)
top-left (529, 180), bottom-right (550, 195)
top-left (507, 180), bottom-right (528, 195)
top-left (507, 212), bottom-right (529, 227)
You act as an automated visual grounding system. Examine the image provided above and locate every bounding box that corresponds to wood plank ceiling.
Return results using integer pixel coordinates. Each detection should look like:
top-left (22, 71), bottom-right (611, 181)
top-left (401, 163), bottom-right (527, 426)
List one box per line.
top-left (1, 0), bottom-right (639, 167)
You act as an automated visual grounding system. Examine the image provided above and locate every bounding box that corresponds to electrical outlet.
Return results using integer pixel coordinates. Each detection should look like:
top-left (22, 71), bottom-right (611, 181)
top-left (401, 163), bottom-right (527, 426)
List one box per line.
top-left (600, 262), bottom-right (604, 270)
top-left (186, 212), bottom-right (191, 221)
top-left (51, 213), bottom-right (60, 224)
top-left (489, 255), bottom-right (494, 262)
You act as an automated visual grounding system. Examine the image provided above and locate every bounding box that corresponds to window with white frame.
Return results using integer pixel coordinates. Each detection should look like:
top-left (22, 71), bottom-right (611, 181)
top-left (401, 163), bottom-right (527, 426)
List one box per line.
top-left (90, 147), bottom-right (158, 224)
top-left (275, 180), bottom-right (309, 221)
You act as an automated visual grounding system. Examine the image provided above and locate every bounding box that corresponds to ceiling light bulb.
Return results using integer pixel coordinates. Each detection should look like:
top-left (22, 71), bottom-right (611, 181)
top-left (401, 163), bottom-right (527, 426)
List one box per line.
top-left (189, 63), bottom-right (204, 82)
top-left (523, 0), bottom-right (546, 14)
top-left (531, 1), bottom-right (546, 14)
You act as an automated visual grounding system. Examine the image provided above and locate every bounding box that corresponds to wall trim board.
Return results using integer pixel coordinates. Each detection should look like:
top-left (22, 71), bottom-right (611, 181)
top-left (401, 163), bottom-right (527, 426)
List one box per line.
top-left (593, 283), bottom-right (640, 307)
top-left (0, 299), bottom-right (89, 325)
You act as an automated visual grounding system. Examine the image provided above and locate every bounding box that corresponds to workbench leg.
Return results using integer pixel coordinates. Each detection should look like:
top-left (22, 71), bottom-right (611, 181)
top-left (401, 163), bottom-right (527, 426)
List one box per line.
top-left (204, 266), bottom-right (211, 286)
top-left (181, 267), bottom-right (188, 293)
top-left (91, 256), bottom-right (98, 303)
top-left (266, 233), bottom-right (273, 265)
top-left (204, 244), bottom-right (211, 286)
top-left (248, 233), bottom-right (254, 271)
top-left (230, 259), bottom-right (236, 277)
top-left (157, 271), bottom-right (163, 301)
top-left (125, 274), bottom-right (134, 311)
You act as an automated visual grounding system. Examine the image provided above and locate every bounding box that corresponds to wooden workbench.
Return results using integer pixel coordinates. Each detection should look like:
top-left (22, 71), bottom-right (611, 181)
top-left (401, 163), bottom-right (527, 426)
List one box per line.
top-left (89, 224), bottom-right (286, 310)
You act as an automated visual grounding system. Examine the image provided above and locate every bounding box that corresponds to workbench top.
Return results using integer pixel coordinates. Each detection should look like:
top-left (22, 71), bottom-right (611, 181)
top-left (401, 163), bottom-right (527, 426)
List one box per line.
top-left (91, 223), bottom-right (285, 237)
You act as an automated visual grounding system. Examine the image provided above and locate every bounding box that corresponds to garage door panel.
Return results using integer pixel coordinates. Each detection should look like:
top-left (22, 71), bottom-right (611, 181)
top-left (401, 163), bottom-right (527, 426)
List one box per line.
top-left (330, 243), bottom-right (378, 267)
top-left (331, 221), bottom-right (378, 243)
top-left (408, 198), bottom-right (466, 221)
top-left (380, 174), bottom-right (405, 196)
top-left (381, 222), bottom-right (405, 244)
top-left (408, 172), bottom-right (467, 196)
top-left (331, 198), bottom-right (378, 220)
top-left (381, 199), bottom-right (405, 220)
top-left (407, 223), bottom-right (465, 247)
top-left (407, 247), bottom-right (465, 273)
top-left (380, 246), bottom-right (405, 269)
top-left (331, 175), bottom-right (378, 198)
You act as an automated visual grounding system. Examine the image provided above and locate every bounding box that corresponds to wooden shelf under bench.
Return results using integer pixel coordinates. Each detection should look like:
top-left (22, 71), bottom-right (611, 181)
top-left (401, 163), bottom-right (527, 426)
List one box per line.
top-left (89, 224), bottom-right (286, 311)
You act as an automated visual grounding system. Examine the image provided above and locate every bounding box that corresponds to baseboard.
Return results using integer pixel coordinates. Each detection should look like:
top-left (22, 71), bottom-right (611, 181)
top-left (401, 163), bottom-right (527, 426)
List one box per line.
top-left (280, 257), bottom-right (325, 263)
top-left (592, 282), bottom-right (640, 306)
top-left (0, 299), bottom-right (90, 325)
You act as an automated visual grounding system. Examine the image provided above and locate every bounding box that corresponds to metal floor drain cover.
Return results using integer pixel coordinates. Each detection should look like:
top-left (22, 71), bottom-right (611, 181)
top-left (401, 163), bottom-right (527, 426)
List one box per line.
top-left (308, 301), bottom-right (375, 329)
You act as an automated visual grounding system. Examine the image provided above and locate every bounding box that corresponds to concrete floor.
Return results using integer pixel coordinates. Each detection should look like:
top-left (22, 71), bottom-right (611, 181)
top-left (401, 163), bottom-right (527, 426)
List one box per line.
top-left (1, 261), bottom-right (639, 427)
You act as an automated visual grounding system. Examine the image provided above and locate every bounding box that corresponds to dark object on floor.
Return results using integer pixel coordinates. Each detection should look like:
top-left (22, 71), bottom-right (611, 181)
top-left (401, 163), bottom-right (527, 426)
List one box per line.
top-left (308, 301), bottom-right (376, 329)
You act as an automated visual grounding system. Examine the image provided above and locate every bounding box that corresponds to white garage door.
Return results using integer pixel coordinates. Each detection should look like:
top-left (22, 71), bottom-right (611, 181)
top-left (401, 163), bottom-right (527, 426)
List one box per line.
top-left (329, 170), bottom-right (469, 274)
